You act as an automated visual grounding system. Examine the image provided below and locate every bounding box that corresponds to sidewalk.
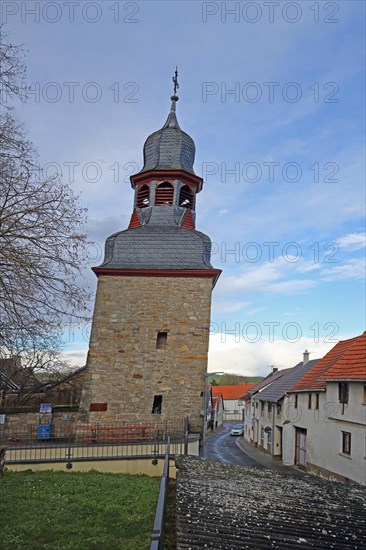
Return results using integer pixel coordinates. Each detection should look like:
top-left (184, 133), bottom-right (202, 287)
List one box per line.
top-left (236, 436), bottom-right (307, 476)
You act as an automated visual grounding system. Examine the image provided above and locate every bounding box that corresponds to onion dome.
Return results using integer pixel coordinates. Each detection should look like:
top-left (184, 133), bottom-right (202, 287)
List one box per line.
top-left (139, 95), bottom-right (196, 175)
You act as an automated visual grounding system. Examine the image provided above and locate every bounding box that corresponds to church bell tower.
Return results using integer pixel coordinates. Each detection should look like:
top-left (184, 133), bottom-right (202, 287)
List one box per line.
top-left (79, 80), bottom-right (221, 431)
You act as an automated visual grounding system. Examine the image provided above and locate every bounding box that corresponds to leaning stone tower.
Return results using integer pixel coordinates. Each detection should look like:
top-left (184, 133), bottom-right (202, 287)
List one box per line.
top-left (79, 91), bottom-right (221, 431)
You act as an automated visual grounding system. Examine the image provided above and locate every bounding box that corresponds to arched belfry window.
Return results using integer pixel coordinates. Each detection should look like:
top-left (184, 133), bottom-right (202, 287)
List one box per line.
top-left (155, 181), bottom-right (174, 206)
top-left (136, 184), bottom-right (150, 208)
top-left (179, 185), bottom-right (194, 209)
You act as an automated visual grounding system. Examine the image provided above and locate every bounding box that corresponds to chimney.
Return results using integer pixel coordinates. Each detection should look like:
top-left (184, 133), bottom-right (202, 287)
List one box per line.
top-left (272, 367), bottom-right (278, 373)
top-left (303, 350), bottom-right (310, 365)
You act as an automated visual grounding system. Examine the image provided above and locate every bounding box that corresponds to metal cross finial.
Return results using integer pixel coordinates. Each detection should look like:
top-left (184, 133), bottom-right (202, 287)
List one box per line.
top-left (172, 66), bottom-right (179, 96)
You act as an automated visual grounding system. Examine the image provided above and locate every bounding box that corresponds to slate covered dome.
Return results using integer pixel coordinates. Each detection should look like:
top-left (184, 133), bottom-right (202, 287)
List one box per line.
top-left (139, 96), bottom-right (196, 175)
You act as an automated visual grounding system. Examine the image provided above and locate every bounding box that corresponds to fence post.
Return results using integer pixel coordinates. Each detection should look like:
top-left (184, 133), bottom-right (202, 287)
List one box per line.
top-left (66, 431), bottom-right (73, 470)
top-left (184, 416), bottom-right (189, 455)
top-left (0, 447), bottom-right (7, 478)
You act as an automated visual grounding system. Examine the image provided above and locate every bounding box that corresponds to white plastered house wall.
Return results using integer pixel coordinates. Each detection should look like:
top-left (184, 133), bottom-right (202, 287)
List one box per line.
top-left (282, 383), bottom-right (366, 485)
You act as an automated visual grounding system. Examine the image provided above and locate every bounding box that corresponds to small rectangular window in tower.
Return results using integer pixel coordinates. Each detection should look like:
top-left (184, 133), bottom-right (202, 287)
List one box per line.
top-left (156, 332), bottom-right (167, 350)
top-left (152, 395), bottom-right (162, 414)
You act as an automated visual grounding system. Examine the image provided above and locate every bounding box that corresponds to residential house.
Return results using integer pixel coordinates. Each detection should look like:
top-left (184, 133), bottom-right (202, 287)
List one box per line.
top-left (211, 388), bottom-right (224, 428)
top-left (0, 356), bottom-right (39, 407)
top-left (242, 368), bottom-right (290, 445)
top-left (251, 353), bottom-right (319, 458)
top-left (287, 332), bottom-right (366, 485)
top-left (213, 383), bottom-right (256, 421)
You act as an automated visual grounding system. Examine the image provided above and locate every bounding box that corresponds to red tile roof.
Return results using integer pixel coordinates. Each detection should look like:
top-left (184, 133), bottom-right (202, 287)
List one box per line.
top-left (290, 332), bottom-right (366, 392)
top-left (323, 331), bottom-right (366, 381)
top-left (212, 383), bottom-right (256, 400)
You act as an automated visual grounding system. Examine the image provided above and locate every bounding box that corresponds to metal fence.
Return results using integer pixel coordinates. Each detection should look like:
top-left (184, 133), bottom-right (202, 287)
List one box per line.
top-left (150, 439), bottom-right (171, 550)
top-left (1, 418), bottom-right (189, 466)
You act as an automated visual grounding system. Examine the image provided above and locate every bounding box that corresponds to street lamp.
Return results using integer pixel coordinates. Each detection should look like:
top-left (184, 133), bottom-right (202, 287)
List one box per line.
top-left (202, 371), bottom-right (224, 457)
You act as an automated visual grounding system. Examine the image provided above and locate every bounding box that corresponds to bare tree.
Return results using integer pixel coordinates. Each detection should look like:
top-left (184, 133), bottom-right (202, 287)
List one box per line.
top-left (0, 30), bottom-right (90, 386)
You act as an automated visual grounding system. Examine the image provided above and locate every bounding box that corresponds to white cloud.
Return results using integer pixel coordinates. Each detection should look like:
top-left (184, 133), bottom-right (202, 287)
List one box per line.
top-left (322, 259), bottom-right (366, 281)
top-left (336, 233), bottom-right (366, 251)
top-left (268, 279), bottom-right (317, 293)
top-left (216, 256), bottom-right (318, 297)
top-left (212, 300), bottom-right (250, 314)
top-left (208, 333), bottom-right (339, 376)
top-left (61, 348), bottom-right (88, 368)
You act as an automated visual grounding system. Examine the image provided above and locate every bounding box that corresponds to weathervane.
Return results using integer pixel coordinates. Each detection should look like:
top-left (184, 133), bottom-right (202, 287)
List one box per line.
top-left (172, 66), bottom-right (179, 96)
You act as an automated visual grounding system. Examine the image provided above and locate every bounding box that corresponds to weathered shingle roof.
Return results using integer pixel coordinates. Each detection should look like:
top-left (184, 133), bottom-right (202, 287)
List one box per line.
top-left (241, 369), bottom-right (291, 401)
top-left (0, 370), bottom-right (20, 392)
top-left (290, 333), bottom-right (364, 392)
top-left (139, 97), bottom-right (196, 175)
top-left (99, 224), bottom-right (214, 270)
top-left (253, 359), bottom-right (319, 403)
top-left (176, 456), bottom-right (366, 550)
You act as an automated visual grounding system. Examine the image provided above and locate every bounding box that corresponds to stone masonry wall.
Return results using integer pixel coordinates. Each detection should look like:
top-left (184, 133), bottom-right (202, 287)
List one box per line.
top-left (79, 275), bottom-right (214, 431)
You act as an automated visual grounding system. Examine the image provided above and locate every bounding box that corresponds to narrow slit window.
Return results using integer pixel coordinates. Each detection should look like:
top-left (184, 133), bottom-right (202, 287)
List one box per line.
top-left (342, 431), bottom-right (351, 455)
top-left (308, 393), bottom-right (312, 409)
top-left (339, 382), bottom-right (349, 404)
top-left (155, 182), bottom-right (174, 205)
top-left (179, 185), bottom-right (194, 209)
top-left (136, 184), bottom-right (150, 208)
top-left (152, 395), bottom-right (162, 414)
top-left (156, 332), bottom-right (167, 350)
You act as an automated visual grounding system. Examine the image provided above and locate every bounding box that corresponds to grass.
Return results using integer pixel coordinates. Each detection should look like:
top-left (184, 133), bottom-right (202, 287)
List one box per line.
top-left (0, 469), bottom-right (160, 550)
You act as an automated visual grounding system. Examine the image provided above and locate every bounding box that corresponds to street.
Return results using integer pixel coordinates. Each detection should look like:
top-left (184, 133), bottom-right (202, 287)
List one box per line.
top-left (204, 422), bottom-right (264, 468)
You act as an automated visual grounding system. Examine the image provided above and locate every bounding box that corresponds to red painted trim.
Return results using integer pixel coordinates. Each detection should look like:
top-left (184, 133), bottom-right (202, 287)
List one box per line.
top-left (180, 209), bottom-right (195, 229)
top-left (130, 169), bottom-right (203, 190)
top-left (128, 209), bottom-right (141, 228)
top-left (92, 267), bottom-right (222, 286)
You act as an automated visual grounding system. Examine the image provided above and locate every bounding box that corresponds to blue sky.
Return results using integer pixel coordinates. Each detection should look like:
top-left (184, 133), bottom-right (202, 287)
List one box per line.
top-left (3, 0), bottom-right (365, 375)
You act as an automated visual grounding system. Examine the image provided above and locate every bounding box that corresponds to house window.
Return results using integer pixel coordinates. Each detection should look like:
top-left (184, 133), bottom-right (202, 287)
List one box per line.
top-left (339, 382), bottom-right (349, 404)
top-left (260, 401), bottom-right (264, 413)
top-left (155, 181), bottom-right (174, 205)
top-left (267, 429), bottom-right (272, 444)
top-left (136, 184), bottom-right (150, 208)
top-left (308, 394), bottom-right (312, 409)
top-left (277, 403), bottom-right (282, 416)
top-left (152, 395), bottom-right (162, 414)
top-left (260, 426), bottom-right (264, 447)
top-left (156, 332), bottom-right (167, 350)
top-left (178, 185), bottom-right (194, 209)
top-left (315, 393), bottom-right (319, 410)
top-left (294, 395), bottom-right (298, 409)
top-left (363, 384), bottom-right (366, 404)
top-left (268, 402), bottom-right (272, 414)
top-left (342, 431), bottom-right (351, 455)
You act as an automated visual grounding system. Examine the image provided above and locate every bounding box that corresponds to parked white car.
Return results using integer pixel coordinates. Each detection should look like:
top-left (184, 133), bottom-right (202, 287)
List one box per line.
top-left (230, 424), bottom-right (244, 436)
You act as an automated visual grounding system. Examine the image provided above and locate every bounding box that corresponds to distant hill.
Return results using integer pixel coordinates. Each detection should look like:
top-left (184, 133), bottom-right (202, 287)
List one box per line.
top-left (208, 373), bottom-right (264, 386)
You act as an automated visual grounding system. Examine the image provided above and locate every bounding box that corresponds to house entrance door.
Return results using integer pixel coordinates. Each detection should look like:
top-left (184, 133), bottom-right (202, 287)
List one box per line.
top-left (295, 428), bottom-right (307, 469)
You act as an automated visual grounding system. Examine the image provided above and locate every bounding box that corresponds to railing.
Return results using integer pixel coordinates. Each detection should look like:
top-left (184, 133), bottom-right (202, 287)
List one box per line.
top-left (150, 438), bottom-right (171, 550)
top-left (1, 419), bottom-right (188, 466)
